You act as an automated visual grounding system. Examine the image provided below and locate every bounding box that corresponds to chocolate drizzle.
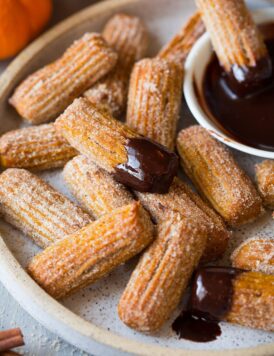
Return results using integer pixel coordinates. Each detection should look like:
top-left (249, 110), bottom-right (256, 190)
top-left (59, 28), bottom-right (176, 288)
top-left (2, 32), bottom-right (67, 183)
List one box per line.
top-left (172, 267), bottom-right (243, 343)
top-left (114, 137), bottom-right (178, 193)
top-left (202, 22), bottom-right (274, 151)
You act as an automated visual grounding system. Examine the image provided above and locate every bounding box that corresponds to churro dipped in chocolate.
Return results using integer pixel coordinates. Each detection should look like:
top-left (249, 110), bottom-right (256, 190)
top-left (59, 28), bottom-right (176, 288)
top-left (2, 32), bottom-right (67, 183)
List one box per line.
top-left (232, 237), bottom-right (274, 275)
top-left (158, 11), bottom-right (205, 66)
top-left (63, 155), bottom-right (134, 218)
top-left (0, 124), bottom-right (77, 170)
top-left (137, 177), bottom-right (230, 262)
top-left (126, 58), bottom-right (183, 150)
top-left (84, 14), bottom-right (148, 116)
top-left (176, 126), bottom-right (263, 227)
top-left (10, 33), bottom-right (118, 124)
top-left (28, 202), bottom-right (154, 299)
top-left (118, 213), bottom-right (208, 331)
top-left (0, 169), bottom-right (91, 248)
top-left (173, 267), bottom-right (274, 341)
top-left (255, 160), bottom-right (274, 209)
top-left (55, 98), bottom-right (178, 193)
top-left (196, 0), bottom-right (272, 96)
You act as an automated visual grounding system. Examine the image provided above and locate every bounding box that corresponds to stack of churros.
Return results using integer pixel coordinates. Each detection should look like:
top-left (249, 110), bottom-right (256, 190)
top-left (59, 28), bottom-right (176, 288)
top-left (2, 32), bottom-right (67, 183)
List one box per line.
top-left (0, 8), bottom-right (273, 342)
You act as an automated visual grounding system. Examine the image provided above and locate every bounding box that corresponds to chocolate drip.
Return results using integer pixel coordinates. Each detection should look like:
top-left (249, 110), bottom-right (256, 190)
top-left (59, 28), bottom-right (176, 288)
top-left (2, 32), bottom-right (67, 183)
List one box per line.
top-left (114, 137), bottom-right (178, 193)
top-left (172, 267), bottom-right (243, 343)
top-left (202, 23), bottom-right (274, 151)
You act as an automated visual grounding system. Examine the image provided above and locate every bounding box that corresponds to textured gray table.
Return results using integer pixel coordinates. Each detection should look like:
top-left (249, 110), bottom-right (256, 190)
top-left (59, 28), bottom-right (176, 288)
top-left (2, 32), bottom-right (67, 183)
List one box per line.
top-left (0, 2), bottom-right (97, 355)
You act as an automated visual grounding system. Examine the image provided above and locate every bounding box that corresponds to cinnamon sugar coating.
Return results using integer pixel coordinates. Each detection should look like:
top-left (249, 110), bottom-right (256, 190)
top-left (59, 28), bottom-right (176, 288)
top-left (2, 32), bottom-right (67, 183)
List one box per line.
top-left (10, 33), bottom-right (117, 124)
top-left (28, 202), bottom-right (154, 299)
top-left (118, 212), bottom-right (208, 331)
top-left (126, 58), bottom-right (183, 150)
top-left (63, 155), bottom-right (134, 218)
top-left (227, 271), bottom-right (274, 331)
top-left (255, 160), bottom-right (274, 209)
top-left (232, 237), bottom-right (274, 275)
top-left (84, 13), bottom-right (148, 117)
top-left (0, 124), bottom-right (77, 170)
top-left (0, 169), bottom-right (91, 248)
top-left (176, 126), bottom-right (264, 227)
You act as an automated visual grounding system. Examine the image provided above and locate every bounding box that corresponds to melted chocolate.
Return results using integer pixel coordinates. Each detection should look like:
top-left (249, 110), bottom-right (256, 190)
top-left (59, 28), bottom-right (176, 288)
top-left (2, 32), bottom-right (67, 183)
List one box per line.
top-left (172, 267), bottom-right (242, 343)
top-left (114, 137), bottom-right (178, 193)
top-left (202, 22), bottom-right (274, 151)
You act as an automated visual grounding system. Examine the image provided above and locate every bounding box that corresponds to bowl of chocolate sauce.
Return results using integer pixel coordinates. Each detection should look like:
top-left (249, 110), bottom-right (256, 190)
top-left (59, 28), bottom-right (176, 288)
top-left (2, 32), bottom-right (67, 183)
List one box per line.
top-left (184, 8), bottom-right (274, 159)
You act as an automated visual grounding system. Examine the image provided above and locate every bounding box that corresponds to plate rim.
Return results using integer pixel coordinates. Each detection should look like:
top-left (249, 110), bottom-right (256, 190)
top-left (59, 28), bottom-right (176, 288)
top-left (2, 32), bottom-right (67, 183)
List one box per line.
top-left (0, 0), bottom-right (273, 354)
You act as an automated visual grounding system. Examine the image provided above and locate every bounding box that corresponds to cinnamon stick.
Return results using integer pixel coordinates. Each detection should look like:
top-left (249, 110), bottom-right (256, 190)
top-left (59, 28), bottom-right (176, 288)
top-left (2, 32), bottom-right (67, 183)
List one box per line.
top-left (0, 329), bottom-right (24, 352)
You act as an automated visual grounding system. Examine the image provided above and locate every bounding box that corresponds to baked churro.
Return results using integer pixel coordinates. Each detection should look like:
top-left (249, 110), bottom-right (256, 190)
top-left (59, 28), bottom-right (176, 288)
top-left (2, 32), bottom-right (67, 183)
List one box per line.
top-left (158, 11), bottom-right (205, 65)
top-left (196, 0), bottom-right (272, 96)
top-left (0, 169), bottom-right (91, 248)
top-left (137, 177), bottom-right (230, 261)
top-left (0, 124), bottom-right (77, 170)
top-left (231, 237), bottom-right (274, 275)
top-left (55, 98), bottom-right (178, 193)
top-left (255, 160), bottom-right (274, 209)
top-left (126, 58), bottom-right (183, 150)
top-left (28, 202), bottom-right (154, 299)
top-left (176, 126), bottom-right (263, 227)
top-left (172, 267), bottom-right (274, 340)
top-left (84, 14), bottom-right (148, 116)
top-left (63, 155), bottom-right (134, 218)
top-left (10, 33), bottom-right (118, 124)
top-left (118, 213), bottom-right (207, 331)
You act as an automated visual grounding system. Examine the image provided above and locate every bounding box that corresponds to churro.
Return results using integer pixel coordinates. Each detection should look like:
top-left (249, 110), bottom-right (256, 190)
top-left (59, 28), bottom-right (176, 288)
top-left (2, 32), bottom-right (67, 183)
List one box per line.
top-left (28, 202), bottom-right (154, 299)
top-left (176, 126), bottom-right (263, 227)
top-left (55, 98), bottom-right (178, 193)
top-left (0, 124), bottom-right (77, 170)
top-left (126, 58), bottom-right (183, 150)
top-left (10, 33), bottom-right (117, 123)
top-left (0, 169), bottom-right (91, 248)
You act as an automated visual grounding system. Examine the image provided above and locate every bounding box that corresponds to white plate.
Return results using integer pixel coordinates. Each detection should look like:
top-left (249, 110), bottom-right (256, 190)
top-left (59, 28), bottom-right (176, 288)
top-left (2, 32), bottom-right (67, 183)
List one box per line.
top-left (0, 0), bottom-right (273, 355)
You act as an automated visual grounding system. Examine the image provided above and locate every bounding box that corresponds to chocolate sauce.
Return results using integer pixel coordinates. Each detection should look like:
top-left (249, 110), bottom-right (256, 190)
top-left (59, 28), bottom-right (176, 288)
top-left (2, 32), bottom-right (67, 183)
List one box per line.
top-left (202, 23), bottom-right (274, 151)
top-left (172, 267), bottom-right (243, 343)
top-left (114, 137), bottom-right (178, 193)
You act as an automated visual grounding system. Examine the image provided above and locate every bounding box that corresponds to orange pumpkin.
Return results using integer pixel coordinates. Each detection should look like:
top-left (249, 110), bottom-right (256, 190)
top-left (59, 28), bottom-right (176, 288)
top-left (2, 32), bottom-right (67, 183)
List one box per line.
top-left (0, 0), bottom-right (52, 59)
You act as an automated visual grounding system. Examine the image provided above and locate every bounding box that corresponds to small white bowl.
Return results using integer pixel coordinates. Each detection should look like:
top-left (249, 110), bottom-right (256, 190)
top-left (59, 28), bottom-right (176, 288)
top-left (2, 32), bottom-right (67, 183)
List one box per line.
top-left (184, 8), bottom-right (274, 159)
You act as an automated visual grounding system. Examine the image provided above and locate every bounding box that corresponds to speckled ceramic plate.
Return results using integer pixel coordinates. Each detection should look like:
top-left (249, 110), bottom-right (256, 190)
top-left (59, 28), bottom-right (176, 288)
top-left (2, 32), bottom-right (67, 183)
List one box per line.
top-left (0, 0), bottom-right (273, 355)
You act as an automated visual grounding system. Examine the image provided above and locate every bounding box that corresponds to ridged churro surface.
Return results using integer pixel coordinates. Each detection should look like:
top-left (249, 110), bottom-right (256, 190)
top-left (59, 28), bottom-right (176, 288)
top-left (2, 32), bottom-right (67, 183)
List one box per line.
top-left (126, 58), bottom-right (183, 150)
top-left (137, 177), bottom-right (230, 261)
top-left (227, 271), bottom-right (274, 331)
top-left (63, 155), bottom-right (134, 218)
top-left (196, 0), bottom-right (268, 72)
top-left (118, 212), bottom-right (207, 331)
top-left (231, 237), bottom-right (274, 275)
top-left (177, 126), bottom-right (263, 227)
top-left (0, 169), bottom-right (91, 248)
top-left (0, 124), bottom-right (77, 170)
top-left (55, 98), bottom-right (137, 172)
top-left (84, 14), bottom-right (148, 116)
top-left (10, 33), bottom-right (117, 124)
top-left (255, 160), bottom-right (274, 209)
top-left (28, 202), bottom-right (154, 299)
top-left (158, 11), bottom-right (205, 65)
